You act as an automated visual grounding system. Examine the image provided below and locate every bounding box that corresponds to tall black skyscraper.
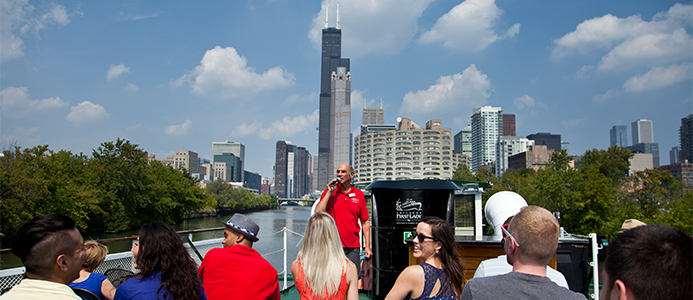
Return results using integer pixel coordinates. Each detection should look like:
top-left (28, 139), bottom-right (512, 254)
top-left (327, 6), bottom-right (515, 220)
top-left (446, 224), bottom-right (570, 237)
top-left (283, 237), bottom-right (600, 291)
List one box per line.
top-left (318, 12), bottom-right (349, 189)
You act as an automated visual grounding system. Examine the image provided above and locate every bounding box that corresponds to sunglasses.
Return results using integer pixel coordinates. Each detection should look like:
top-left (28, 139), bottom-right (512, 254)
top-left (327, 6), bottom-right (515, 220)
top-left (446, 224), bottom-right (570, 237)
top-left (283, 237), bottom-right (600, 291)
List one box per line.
top-left (501, 225), bottom-right (520, 248)
top-left (411, 231), bottom-right (439, 243)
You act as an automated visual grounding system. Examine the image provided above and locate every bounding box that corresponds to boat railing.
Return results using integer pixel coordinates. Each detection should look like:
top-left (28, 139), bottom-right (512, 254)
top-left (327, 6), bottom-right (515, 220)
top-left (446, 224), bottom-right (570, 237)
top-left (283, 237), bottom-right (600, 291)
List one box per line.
top-left (0, 226), bottom-right (304, 294)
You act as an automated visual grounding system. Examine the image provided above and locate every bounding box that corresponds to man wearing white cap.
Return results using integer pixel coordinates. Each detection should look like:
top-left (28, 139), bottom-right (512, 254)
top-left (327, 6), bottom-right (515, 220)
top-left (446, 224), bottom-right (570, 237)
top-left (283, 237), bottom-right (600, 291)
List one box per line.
top-left (199, 213), bottom-right (280, 300)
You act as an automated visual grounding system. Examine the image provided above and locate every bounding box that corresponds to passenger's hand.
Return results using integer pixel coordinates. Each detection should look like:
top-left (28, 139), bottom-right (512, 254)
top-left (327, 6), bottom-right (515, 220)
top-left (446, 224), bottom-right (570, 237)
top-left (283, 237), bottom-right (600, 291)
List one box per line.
top-left (364, 247), bottom-right (372, 260)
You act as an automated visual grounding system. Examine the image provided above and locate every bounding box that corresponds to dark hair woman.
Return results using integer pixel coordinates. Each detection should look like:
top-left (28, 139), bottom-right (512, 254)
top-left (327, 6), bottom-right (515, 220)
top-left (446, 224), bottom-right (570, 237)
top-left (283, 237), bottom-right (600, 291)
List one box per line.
top-left (385, 216), bottom-right (466, 300)
top-left (114, 222), bottom-right (206, 300)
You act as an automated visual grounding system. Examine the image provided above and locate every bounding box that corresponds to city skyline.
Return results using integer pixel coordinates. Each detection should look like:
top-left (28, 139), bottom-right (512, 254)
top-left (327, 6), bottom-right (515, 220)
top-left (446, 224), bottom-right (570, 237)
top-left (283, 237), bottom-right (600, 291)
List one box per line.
top-left (1, 0), bottom-right (690, 178)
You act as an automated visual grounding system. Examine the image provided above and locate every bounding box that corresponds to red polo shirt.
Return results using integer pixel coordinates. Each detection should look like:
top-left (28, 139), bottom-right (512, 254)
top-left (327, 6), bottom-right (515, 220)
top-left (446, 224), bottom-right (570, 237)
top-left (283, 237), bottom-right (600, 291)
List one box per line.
top-left (319, 185), bottom-right (369, 248)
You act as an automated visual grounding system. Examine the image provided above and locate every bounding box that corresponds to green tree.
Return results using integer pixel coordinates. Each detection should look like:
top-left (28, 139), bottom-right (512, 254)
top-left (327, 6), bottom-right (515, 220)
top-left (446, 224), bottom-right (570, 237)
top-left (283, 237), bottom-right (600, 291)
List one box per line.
top-left (580, 146), bottom-right (632, 186)
top-left (532, 150), bottom-right (577, 216)
top-left (452, 163), bottom-right (475, 181)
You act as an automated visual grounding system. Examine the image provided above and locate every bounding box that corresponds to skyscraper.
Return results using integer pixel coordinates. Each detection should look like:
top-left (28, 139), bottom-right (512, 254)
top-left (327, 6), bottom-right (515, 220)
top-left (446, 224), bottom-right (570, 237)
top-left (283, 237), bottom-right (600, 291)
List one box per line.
top-left (210, 141), bottom-right (245, 182)
top-left (471, 106), bottom-right (503, 172)
top-left (275, 141), bottom-right (312, 198)
top-left (318, 7), bottom-right (350, 189)
top-left (330, 66), bottom-right (351, 177)
top-left (502, 114), bottom-right (516, 136)
top-left (632, 119), bottom-right (654, 144)
top-left (362, 107), bottom-right (384, 125)
top-left (610, 125), bottom-right (628, 147)
top-left (527, 132), bottom-right (562, 153)
top-left (453, 125), bottom-right (472, 167)
top-left (495, 136), bottom-right (534, 177)
top-left (680, 114), bottom-right (693, 163)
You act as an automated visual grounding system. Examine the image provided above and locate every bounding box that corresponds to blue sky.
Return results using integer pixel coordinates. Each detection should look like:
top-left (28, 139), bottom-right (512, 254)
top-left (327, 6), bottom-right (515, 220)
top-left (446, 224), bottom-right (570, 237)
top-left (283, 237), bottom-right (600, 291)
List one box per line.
top-left (1, 0), bottom-right (691, 179)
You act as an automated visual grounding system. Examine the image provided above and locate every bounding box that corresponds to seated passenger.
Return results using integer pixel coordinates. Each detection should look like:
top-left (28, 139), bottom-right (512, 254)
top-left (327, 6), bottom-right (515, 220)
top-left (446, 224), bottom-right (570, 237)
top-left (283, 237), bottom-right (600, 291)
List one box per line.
top-left (601, 224), bottom-right (691, 300)
top-left (114, 222), bottom-right (206, 300)
top-left (291, 212), bottom-right (358, 300)
top-left (462, 206), bottom-right (586, 300)
top-left (474, 216), bottom-right (569, 288)
top-left (199, 213), bottom-right (280, 300)
top-left (385, 216), bottom-right (466, 300)
top-left (1, 214), bottom-right (86, 300)
top-left (69, 241), bottom-right (116, 300)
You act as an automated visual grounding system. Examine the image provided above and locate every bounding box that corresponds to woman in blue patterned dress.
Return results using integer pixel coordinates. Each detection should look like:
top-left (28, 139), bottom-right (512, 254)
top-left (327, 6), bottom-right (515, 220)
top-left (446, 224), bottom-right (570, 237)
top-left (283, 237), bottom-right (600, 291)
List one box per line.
top-left (385, 217), bottom-right (466, 300)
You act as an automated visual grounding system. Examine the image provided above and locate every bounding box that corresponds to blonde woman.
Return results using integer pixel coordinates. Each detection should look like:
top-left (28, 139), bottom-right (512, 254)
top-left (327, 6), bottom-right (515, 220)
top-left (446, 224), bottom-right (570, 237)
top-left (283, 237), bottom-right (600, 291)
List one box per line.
top-left (69, 241), bottom-right (117, 300)
top-left (291, 212), bottom-right (359, 300)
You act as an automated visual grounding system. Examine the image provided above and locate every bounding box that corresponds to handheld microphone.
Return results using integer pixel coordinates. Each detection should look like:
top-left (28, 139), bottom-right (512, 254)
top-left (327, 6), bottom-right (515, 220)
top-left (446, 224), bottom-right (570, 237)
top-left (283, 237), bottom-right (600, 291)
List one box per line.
top-left (331, 178), bottom-right (340, 185)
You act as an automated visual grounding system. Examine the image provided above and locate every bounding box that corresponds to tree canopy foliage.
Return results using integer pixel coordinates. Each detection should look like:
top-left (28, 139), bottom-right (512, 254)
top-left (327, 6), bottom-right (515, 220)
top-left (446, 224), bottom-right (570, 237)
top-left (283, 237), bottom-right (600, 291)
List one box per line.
top-left (454, 146), bottom-right (692, 237)
top-left (1, 139), bottom-right (215, 239)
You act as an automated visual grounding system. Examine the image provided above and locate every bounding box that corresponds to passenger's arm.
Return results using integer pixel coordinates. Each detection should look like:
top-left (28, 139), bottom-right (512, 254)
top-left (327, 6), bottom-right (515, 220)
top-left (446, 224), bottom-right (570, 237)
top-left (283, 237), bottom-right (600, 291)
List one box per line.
top-left (101, 279), bottom-right (117, 300)
top-left (384, 265), bottom-right (421, 300)
top-left (346, 261), bottom-right (359, 300)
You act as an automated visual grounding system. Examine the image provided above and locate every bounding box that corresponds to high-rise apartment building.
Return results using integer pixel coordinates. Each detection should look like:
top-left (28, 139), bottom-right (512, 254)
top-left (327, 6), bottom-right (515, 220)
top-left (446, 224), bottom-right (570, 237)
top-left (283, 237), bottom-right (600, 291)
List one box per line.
top-left (362, 107), bottom-right (384, 125)
top-left (275, 141), bottom-right (312, 198)
top-left (660, 162), bottom-right (693, 191)
top-left (318, 10), bottom-right (350, 190)
top-left (527, 133), bottom-right (562, 153)
top-left (471, 106), bottom-right (503, 172)
top-left (632, 119), bottom-right (654, 144)
top-left (610, 125), bottom-right (629, 147)
top-left (495, 136), bottom-right (535, 177)
top-left (680, 114), bottom-right (693, 163)
top-left (210, 141), bottom-right (245, 182)
top-left (353, 118), bottom-right (459, 183)
top-left (502, 114), bottom-right (516, 136)
top-left (453, 125), bottom-right (472, 168)
top-left (330, 66), bottom-right (351, 177)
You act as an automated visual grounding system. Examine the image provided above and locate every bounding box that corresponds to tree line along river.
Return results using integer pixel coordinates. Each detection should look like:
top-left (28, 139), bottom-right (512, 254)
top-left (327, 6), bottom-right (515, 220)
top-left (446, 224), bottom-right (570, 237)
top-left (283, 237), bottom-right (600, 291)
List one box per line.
top-left (0, 206), bottom-right (311, 271)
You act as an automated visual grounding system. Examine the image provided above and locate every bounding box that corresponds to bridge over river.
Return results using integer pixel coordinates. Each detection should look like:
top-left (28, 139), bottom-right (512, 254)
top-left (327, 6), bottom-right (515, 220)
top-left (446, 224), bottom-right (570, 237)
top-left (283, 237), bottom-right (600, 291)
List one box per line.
top-left (277, 198), bottom-right (316, 207)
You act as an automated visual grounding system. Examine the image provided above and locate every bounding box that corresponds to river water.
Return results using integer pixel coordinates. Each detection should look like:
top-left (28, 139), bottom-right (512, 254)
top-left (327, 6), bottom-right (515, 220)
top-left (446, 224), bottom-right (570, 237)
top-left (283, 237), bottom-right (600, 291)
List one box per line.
top-left (0, 206), bottom-right (312, 271)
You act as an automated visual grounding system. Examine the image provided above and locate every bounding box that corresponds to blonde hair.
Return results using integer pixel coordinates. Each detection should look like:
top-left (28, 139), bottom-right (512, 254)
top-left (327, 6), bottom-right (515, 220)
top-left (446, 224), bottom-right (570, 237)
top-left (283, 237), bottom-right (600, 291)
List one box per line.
top-left (82, 241), bottom-right (108, 272)
top-left (297, 212), bottom-right (349, 298)
top-left (509, 206), bottom-right (559, 266)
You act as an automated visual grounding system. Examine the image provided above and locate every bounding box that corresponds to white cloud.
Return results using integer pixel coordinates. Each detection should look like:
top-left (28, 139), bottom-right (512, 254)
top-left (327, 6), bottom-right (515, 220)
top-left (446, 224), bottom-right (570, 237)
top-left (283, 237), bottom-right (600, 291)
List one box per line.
top-left (513, 95), bottom-right (547, 109)
top-left (2, 126), bottom-right (40, 145)
top-left (125, 83), bottom-right (139, 91)
top-left (66, 101), bottom-right (108, 125)
top-left (231, 121), bottom-right (262, 137)
top-left (309, 0), bottom-right (433, 58)
top-left (623, 62), bottom-right (692, 93)
top-left (593, 89), bottom-right (620, 103)
top-left (232, 110), bottom-right (319, 140)
top-left (0, 0), bottom-right (78, 62)
top-left (283, 92), bottom-right (317, 105)
top-left (107, 64), bottom-right (130, 80)
top-left (576, 65), bottom-right (595, 79)
top-left (552, 4), bottom-right (693, 71)
top-left (418, 0), bottom-right (520, 52)
top-left (597, 29), bottom-right (691, 71)
top-left (165, 119), bottom-right (192, 137)
top-left (0, 86), bottom-right (67, 118)
top-left (173, 46), bottom-right (295, 99)
top-left (119, 12), bottom-right (159, 21)
top-left (400, 64), bottom-right (491, 118)
top-left (561, 118), bottom-right (585, 128)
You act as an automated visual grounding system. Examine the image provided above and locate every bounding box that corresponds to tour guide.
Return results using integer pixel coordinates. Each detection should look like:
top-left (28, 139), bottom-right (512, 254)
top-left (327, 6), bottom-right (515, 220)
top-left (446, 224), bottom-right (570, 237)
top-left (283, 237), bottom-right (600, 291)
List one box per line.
top-left (198, 213), bottom-right (280, 300)
top-left (316, 163), bottom-right (372, 277)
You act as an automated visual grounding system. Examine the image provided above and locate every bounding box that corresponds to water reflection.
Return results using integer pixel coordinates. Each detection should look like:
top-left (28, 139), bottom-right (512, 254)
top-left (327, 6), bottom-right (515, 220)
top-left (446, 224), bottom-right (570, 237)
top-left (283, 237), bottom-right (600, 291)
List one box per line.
top-left (0, 206), bottom-right (311, 270)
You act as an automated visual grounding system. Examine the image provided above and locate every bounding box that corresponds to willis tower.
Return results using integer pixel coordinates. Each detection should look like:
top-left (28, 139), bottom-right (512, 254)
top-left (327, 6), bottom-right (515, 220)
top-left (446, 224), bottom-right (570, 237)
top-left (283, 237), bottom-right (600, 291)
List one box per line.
top-left (318, 4), bottom-right (349, 189)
